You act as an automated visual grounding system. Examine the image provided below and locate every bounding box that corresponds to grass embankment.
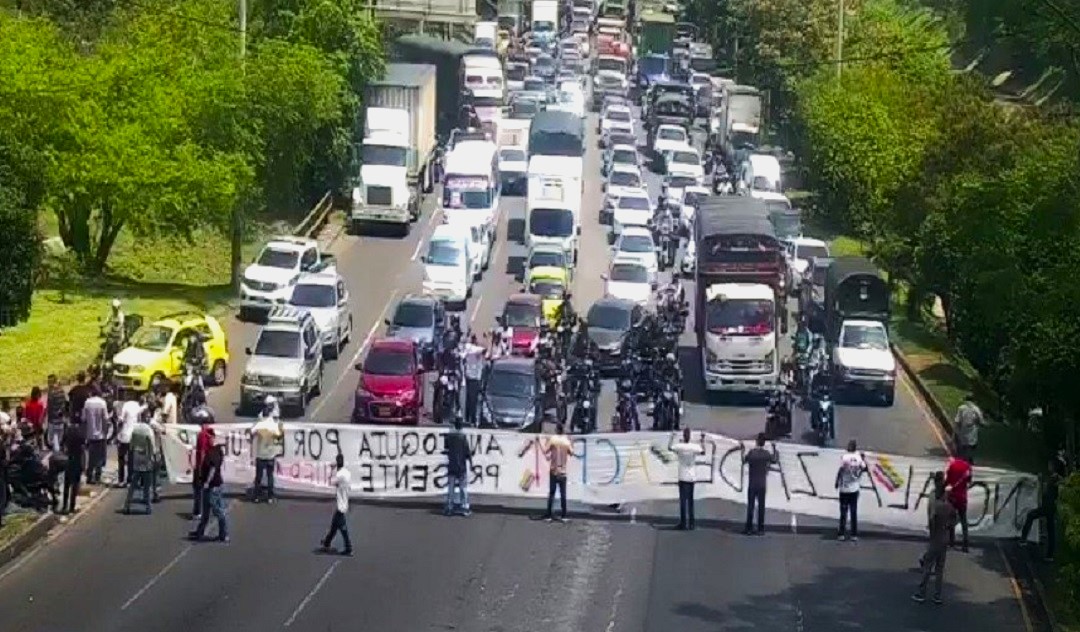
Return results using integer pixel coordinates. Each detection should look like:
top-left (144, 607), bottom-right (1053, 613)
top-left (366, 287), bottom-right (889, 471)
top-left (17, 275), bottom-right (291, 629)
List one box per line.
top-left (0, 226), bottom-right (273, 395)
top-left (0, 513), bottom-right (38, 550)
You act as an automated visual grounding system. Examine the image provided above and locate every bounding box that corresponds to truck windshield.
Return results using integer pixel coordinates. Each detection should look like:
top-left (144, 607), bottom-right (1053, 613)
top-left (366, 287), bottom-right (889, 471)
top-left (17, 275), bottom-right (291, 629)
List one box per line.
top-left (507, 64), bottom-right (527, 81)
top-left (705, 299), bottom-right (774, 335)
top-left (362, 144), bottom-right (408, 168)
top-left (256, 248), bottom-right (298, 269)
top-left (597, 58), bottom-right (626, 73)
top-left (500, 148), bottom-right (527, 162)
top-left (730, 130), bottom-right (757, 148)
top-left (289, 284), bottom-right (335, 308)
top-left (254, 330), bottom-right (300, 358)
top-left (534, 21), bottom-right (555, 33)
top-left (640, 56), bottom-right (669, 76)
top-left (703, 235), bottom-right (777, 264)
top-left (529, 208), bottom-right (574, 237)
top-left (841, 325), bottom-right (888, 351)
top-left (443, 178), bottom-right (492, 209)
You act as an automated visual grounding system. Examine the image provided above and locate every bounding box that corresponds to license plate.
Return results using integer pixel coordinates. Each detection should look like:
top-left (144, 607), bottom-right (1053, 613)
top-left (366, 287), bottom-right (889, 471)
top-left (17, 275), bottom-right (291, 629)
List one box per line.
top-left (376, 406), bottom-right (392, 417)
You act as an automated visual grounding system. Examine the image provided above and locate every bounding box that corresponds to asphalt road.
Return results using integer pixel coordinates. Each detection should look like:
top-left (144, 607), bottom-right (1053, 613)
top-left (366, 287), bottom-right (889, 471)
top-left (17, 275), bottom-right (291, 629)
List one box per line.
top-left (0, 96), bottom-right (1028, 632)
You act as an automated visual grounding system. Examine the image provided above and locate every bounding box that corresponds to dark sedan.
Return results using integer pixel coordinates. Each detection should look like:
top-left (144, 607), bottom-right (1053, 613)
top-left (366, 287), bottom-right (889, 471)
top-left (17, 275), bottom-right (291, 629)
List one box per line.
top-left (482, 357), bottom-right (538, 430)
top-left (585, 297), bottom-right (644, 372)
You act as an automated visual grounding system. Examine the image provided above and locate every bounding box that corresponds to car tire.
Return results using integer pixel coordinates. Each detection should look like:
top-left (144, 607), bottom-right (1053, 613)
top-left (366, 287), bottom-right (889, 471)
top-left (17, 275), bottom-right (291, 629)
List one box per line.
top-left (210, 360), bottom-right (227, 386)
top-left (343, 315), bottom-right (354, 344)
top-left (326, 337), bottom-right (340, 360)
top-left (314, 365), bottom-right (324, 396)
top-left (883, 389), bottom-right (895, 407)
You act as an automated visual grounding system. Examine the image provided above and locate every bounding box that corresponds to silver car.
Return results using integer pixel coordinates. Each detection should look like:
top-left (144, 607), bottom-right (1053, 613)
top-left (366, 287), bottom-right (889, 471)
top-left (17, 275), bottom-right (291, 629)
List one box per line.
top-left (241, 307), bottom-right (324, 415)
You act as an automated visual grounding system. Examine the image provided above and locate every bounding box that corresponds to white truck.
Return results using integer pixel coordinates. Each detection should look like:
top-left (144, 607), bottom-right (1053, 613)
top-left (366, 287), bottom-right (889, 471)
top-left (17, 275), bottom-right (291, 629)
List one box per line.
top-left (718, 84), bottom-right (762, 170)
top-left (698, 283), bottom-right (779, 392)
top-left (531, 0), bottom-right (559, 40)
top-left (525, 154), bottom-right (583, 265)
top-left (351, 63), bottom-right (438, 236)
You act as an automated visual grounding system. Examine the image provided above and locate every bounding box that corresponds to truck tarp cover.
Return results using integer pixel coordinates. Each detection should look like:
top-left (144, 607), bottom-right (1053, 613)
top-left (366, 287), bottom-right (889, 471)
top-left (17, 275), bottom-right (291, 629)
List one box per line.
top-left (652, 94), bottom-right (692, 117)
top-left (528, 111), bottom-right (584, 156)
top-left (825, 256), bottom-right (889, 320)
top-left (697, 198), bottom-right (778, 266)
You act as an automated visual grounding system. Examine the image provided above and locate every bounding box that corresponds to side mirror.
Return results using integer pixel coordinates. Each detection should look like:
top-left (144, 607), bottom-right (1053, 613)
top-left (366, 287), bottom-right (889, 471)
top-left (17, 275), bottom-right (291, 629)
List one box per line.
top-left (601, 273), bottom-right (609, 281)
top-left (245, 347), bottom-right (252, 355)
top-left (384, 318), bottom-right (391, 326)
top-left (354, 362), bottom-right (363, 371)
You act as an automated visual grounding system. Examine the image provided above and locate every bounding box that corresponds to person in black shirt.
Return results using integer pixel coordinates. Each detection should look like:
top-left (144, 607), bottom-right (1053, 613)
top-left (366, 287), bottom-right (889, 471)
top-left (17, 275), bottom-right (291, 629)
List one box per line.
top-left (744, 433), bottom-right (776, 535)
top-left (444, 419), bottom-right (472, 516)
top-left (188, 438), bottom-right (229, 543)
top-left (67, 372), bottom-right (91, 424)
top-left (1019, 455), bottom-right (1067, 561)
top-left (61, 423), bottom-right (86, 514)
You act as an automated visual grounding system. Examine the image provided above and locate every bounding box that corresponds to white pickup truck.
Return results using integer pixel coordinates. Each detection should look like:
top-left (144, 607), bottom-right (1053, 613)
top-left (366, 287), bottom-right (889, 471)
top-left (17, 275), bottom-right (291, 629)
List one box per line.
top-left (239, 236), bottom-right (335, 322)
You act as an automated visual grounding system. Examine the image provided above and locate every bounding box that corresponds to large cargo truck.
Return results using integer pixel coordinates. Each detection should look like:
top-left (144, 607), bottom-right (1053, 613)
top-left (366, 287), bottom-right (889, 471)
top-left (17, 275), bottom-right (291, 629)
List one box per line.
top-left (718, 85), bottom-right (763, 170)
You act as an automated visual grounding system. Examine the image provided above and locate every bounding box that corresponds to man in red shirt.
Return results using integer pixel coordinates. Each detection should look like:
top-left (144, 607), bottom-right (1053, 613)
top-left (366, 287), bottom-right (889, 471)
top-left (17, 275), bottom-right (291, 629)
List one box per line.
top-left (944, 455), bottom-right (972, 552)
top-left (193, 421), bottom-right (216, 519)
top-left (23, 386), bottom-right (46, 448)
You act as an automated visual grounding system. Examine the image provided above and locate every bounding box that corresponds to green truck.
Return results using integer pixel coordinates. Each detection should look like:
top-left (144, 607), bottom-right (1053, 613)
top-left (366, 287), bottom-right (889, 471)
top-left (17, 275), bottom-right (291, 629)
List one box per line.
top-left (638, 10), bottom-right (675, 56)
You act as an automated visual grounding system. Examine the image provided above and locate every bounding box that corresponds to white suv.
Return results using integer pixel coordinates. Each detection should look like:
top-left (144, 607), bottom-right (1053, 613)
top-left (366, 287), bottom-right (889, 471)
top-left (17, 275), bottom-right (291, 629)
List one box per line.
top-left (832, 320), bottom-right (896, 406)
top-left (287, 272), bottom-right (353, 360)
top-left (241, 307), bottom-right (325, 415)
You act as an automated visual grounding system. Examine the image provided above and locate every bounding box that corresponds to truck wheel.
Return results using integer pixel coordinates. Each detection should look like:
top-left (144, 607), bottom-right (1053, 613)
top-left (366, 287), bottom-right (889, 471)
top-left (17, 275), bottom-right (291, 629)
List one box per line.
top-left (883, 389), bottom-right (895, 407)
top-left (399, 222), bottom-right (411, 237)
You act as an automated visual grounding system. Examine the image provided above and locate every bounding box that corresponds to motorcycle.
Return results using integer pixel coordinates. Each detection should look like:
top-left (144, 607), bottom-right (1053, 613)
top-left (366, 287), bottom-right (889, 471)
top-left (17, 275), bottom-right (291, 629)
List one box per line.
top-left (650, 382), bottom-right (681, 431)
top-left (433, 371), bottom-right (461, 425)
top-left (765, 387), bottom-right (793, 439)
top-left (6, 441), bottom-right (60, 511)
top-left (567, 359), bottom-right (600, 434)
top-left (810, 389), bottom-right (836, 447)
top-left (612, 378), bottom-right (639, 432)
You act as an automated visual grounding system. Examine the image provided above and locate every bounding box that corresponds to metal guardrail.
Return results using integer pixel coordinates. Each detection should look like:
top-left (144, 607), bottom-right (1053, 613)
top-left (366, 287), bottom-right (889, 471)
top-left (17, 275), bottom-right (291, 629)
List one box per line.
top-left (293, 191), bottom-right (335, 239)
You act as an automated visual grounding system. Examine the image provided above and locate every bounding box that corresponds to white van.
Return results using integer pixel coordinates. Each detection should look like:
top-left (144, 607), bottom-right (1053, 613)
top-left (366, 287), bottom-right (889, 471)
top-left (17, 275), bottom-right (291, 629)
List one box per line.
top-left (442, 140), bottom-right (501, 252)
top-left (738, 153), bottom-right (783, 195)
top-left (422, 225), bottom-right (476, 306)
top-left (525, 155), bottom-right (583, 264)
top-left (461, 54), bottom-right (505, 102)
top-left (474, 21), bottom-right (497, 49)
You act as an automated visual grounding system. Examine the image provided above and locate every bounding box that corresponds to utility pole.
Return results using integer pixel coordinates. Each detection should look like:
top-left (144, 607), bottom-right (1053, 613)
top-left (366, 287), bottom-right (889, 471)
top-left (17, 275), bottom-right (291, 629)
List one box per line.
top-left (836, 0), bottom-right (845, 79)
top-left (231, 0), bottom-right (248, 292)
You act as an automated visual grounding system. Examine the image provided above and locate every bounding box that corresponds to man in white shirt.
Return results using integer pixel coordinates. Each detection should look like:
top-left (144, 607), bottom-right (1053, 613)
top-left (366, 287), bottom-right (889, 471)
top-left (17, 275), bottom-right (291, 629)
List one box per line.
top-left (953, 394), bottom-right (983, 463)
top-left (159, 384), bottom-right (179, 425)
top-left (462, 334), bottom-right (486, 427)
top-left (671, 428), bottom-right (705, 530)
top-left (116, 390), bottom-right (145, 487)
top-left (321, 453), bottom-right (353, 556)
top-left (834, 439), bottom-right (867, 541)
top-left (250, 396), bottom-right (284, 503)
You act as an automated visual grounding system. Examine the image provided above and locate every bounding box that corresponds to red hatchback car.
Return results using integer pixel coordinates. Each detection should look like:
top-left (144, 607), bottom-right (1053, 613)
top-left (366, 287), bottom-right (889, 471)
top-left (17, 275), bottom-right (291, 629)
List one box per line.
top-left (500, 294), bottom-right (543, 357)
top-left (353, 338), bottom-right (424, 424)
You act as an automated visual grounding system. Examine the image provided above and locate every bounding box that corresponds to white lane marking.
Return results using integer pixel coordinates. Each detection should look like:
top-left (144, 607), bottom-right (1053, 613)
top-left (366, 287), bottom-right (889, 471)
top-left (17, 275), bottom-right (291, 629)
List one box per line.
top-left (605, 581), bottom-right (624, 632)
top-left (469, 295), bottom-right (484, 325)
top-left (551, 521), bottom-right (612, 632)
top-left (790, 513), bottom-right (798, 534)
top-left (120, 545), bottom-right (192, 611)
top-left (283, 559), bottom-right (341, 627)
top-left (310, 292), bottom-right (397, 420)
top-left (412, 205), bottom-right (441, 261)
top-left (410, 235), bottom-right (426, 261)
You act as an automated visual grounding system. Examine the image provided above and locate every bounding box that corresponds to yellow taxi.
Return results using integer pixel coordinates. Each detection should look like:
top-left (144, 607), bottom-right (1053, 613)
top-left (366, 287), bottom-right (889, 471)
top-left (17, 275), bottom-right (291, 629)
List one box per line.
top-left (525, 266), bottom-right (570, 326)
top-left (111, 311), bottom-right (230, 391)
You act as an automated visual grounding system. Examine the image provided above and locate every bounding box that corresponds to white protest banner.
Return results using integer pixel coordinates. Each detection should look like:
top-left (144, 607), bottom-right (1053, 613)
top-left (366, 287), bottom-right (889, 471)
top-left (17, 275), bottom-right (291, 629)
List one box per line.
top-left (162, 424), bottom-right (1039, 538)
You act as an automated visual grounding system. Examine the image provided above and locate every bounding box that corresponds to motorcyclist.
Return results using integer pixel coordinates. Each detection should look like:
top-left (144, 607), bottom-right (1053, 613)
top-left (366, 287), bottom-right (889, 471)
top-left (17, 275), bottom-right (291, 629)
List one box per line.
top-left (793, 316), bottom-right (812, 359)
top-left (186, 389), bottom-right (215, 425)
top-left (183, 331), bottom-right (208, 376)
top-left (810, 381), bottom-right (836, 443)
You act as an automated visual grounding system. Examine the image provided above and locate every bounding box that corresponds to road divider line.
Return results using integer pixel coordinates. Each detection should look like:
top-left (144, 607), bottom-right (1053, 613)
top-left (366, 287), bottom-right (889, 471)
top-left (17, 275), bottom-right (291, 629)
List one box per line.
top-left (410, 233), bottom-right (426, 262)
top-left (120, 545), bottom-right (192, 611)
top-left (469, 295), bottom-right (484, 326)
top-left (310, 291), bottom-right (397, 420)
top-left (283, 559), bottom-right (341, 628)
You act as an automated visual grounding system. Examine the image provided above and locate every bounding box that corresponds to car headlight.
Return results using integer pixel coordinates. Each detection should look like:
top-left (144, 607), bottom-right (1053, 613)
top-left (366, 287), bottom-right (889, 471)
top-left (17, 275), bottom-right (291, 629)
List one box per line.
top-left (242, 372), bottom-right (257, 385)
top-left (356, 387), bottom-right (372, 399)
top-left (524, 409), bottom-right (536, 424)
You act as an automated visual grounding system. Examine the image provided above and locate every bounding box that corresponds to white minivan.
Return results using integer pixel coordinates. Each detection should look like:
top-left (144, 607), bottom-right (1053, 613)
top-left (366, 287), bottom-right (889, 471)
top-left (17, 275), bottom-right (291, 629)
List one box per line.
top-left (422, 225), bottom-right (476, 307)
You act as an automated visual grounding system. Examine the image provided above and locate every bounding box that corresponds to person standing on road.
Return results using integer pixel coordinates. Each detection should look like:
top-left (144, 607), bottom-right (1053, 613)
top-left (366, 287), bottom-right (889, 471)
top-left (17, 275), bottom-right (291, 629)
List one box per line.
top-left (542, 423), bottom-right (572, 523)
top-left (189, 435), bottom-right (229, 543)
top-left (444, 418), bottom-right (473, 516)
top-left (81, 387), bottom-right (109, 485)
top-left (671, 428), bottom-right (705, 530)
top-left (191, 407), bottom-right (216, 519)
top-left (125, 415), bottom-right (159, 515)
top-left (321, 453), bottom-right (353, 556)
top-left (944, 454), bottom-right (972, 552)
top-left (1020, 455), bottom-right (1066, 561)
top-left (60, 420), bottom-right (85, 515)
top-left (744, 433), bottom-right (775, 535)
top-left (115, 390), bottom-right (144, 488)
top-left (45, 374), bottom-right (67, 453)
top-left (23, 386), bottom-right (45, 449)
top-left (835, 440), bottom-right (867, 541)
top-left (952, 394), bottom-right (983, 463)
top-left (250, 396), bottom-right (284, 504)
top-left (462, 335), bottom-right (486, 427)
top-left (68, 372), bottom-right (90, 426)
top-left (159, 382), bottom-right (179, 425)
top-left (914, 471), bottom-right (957, 605)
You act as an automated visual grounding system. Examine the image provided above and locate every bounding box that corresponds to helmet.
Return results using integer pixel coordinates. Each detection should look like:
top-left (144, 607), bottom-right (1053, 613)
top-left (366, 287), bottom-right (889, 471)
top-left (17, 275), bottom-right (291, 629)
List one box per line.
top-left (666, 352), bottom-right (676, 362)
top-left (111, 299), bottom-right (121, 309)
top-left (264, 395), bottom-right (277, 407)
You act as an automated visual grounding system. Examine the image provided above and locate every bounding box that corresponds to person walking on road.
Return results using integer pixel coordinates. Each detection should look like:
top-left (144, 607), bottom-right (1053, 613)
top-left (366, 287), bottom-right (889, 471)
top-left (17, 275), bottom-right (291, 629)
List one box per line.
top-left (251, 396), bottom-right (284, 504)
top-left (159, 382), bottom-right (180, 425)
top-left (189, 435), bottom-right (229, 543)
top-left (945, 453), bottom-right (972, 552)
top-left (60, 420), bottom-right (86, 515)
top-left (671, 428), bottom-right (705, 530)
top-left (125, 415), bottom-right (160, 515)
top-left (444, 418), bottom-right (473, 516)
top-left (191, 404), bottom-right (216, 519)
top-left (744, 433), bottom-right (775, 535)
top-left (81, 387), bottom-right (109, 485)
top-left (835, 440), bottom-right (867, 541)
top-left (321, 453), bottom-right (353, 556)
top-left (115, 390), bottom-right (144, 487)
top-left (914, 471), bottom-right (957, 605)
top-left (952, 394), bottom-right (983, 463)
top-left (1020, 455), bottom-right (1066, 561)
top-left (462, 335), bottom-right (486, 427)
top-left (542, 423), bottom-right (572, 523)
top-left (45, 374), bottom-right (67, 453)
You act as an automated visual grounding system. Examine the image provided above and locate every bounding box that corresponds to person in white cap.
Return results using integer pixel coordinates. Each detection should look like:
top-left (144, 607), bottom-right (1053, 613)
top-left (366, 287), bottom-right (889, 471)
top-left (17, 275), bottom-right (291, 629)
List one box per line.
top-left (108, 298), bottom-right (126, 341)
top-left (250, 395), bottom-right (284, 503)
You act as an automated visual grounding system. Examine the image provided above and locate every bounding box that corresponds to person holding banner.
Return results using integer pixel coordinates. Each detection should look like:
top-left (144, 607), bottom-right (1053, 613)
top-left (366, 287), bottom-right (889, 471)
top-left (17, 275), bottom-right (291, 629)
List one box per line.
top-left (444, 418), bottom-right (473, 516)
top-left (744, 433), bottom-right (775, 535)
top-left (462, 335), bottom-right (486, 427)
top-left (945, 454), bottom-right (972, 552)
top-left (251, 396), bottom-right (285, 504)
top-left (542, 424), bottom-right (572, 523)
top-left (835, 440), bottom-right (868, 541)
top-left (671, 428), bottom-right (705, 530)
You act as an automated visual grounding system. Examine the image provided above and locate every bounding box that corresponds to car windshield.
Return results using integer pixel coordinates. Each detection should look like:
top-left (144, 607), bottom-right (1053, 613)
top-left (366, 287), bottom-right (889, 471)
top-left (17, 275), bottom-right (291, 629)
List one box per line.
top-left (612, 149), bottom-right (636, 164)
top-left (529, 208), bottom-right (574, 237)
top-left (672, 150), bottom-right (698, 165)
top-left (619, 234), bottom-right (653, 253)
top-left (610, 133), bottom-right (635, 147)
top-left (658, 128), bottom-right (686, 142)
top-left (530, 280), bottom-right (564, 298)
top-left (606, 109), bottom-right (631, 123)
top-left (364, 350), bottom-right (414, 376)
top-left (131, 325), bottom-right (174, 352)
top-left (256, 248), bottom-right (298, 269)
top-left (500, 148), bottom-right (527, 162)
top-left (597, 58), bottom-right (625, 73)
top-left (487, 367), bottom-right (536, 398)
top-left (535, 56), bottom-right (555, 69)
top-left (796, 244), bottom-right (830, 261)
top-left (841, 325), bottom-right (889, 351)
top-left (691, 75), bottom-right (710, 85)
top-left (529, 251), bottom-right (565, 268)
top-left (503, 302), bottom-right (541, 328)
top-left (289, 284), bottom-right (335, 308)
top-left (610, 263), bottom-right (648, 283)
top-left (705, 299), bottom-right (774, 335)
top-left (618, 196), bottom-right (651, 211)
top-left (361, 144), bottom-right (408, 167)
top-left (254, 330), bottom-right (300, 358)
top-left (507, 65), bottom-right (527, 81)
top-left (524, 79), bottom-right (546, 92)
top-left (668, 175), bottom-right (697, 189)
top-left (609, 171), bottom-right (640, 188)
top-left (589, 304), bottom-right (631, 330)
top-left (393, 302), bottom-right (433, 328)
top-left (426, 242), bottom-right (463, 267)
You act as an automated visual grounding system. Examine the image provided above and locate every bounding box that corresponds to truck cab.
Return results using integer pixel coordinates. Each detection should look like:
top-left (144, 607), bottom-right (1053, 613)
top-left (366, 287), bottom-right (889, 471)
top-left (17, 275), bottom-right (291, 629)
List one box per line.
top-left (442, 139), bottom-right (501, 256)
top-left (824, 257), bottom-right (895, 405)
